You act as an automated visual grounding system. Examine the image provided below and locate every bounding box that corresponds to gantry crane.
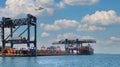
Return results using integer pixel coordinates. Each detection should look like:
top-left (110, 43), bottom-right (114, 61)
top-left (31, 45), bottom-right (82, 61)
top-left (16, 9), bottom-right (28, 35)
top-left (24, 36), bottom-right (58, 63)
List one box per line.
top-left (0, 14), bottom-right (37, 50)
top-left (53, 39), bottom-right (96, 54)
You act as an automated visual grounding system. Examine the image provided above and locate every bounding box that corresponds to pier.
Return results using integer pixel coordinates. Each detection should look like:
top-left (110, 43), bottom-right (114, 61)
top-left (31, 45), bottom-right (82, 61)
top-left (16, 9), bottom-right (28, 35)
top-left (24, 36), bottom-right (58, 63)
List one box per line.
top-left (0, 14), bottom-right (96, 57)
top-left (39, 39), bottom-right (96, 56)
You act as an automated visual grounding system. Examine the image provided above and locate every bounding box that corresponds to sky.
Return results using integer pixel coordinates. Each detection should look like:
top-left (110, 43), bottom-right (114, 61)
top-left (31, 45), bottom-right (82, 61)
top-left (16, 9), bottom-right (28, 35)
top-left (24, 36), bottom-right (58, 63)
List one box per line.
top-left (0, 0), bottom-right (120, 54)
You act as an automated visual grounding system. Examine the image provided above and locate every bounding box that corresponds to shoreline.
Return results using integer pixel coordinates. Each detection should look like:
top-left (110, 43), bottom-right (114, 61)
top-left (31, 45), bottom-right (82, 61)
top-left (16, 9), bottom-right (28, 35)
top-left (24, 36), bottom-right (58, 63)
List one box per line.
top-left (0, 53), bottom-right (92, 57)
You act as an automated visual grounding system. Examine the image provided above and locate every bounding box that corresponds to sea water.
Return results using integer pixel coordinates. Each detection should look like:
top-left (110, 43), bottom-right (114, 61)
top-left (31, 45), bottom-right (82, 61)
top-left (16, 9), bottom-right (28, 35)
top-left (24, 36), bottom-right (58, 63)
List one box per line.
top-left (0, 54), bottom-right (120, 67)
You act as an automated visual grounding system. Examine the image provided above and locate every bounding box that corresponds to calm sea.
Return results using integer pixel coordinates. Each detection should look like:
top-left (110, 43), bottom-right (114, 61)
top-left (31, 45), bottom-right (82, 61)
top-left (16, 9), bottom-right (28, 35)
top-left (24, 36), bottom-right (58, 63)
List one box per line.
top-left (0, 54), bottom-right (120, 67)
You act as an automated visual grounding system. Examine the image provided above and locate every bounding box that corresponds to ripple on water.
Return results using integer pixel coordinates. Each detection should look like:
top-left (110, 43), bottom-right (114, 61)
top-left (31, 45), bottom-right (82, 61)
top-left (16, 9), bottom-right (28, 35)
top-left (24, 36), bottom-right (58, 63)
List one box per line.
top-left (0, 54), bottom-right (120, 67)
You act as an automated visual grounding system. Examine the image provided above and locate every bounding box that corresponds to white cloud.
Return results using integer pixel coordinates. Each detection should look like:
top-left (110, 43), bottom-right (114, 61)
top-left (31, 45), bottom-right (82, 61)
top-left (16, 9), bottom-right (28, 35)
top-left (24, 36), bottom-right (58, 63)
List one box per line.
top-left (0, 0), bottom-right (99, 18)
top-left (63, 0), bottom-right (98, 6)
top-left (77, 24), bottom-right (105, 31)
top-left (40, 23), bottom-right (60, 31)
top-left (41, 32), bottom-right (50, 37)
top-left (110, 36), bottom-right (120, 41)
top-left (93, 36), bottom-right (120, 54)
top-left (81, 10), bottom-right (120, 25)
top-left (40, 19), bottom-right (105, 32)
top-left (40, 19), bottom-right (78, 31)
top-left (97, 36), bottom-right (120, 45)
top-left (97, 40), bottom-right (113, 45)
top-left (80, 36), bottom-right (95, 39)
top-left (57, 32), bottom-right (95, 40)
top-left (0, 0), bottom-right (64, 18)
top-left (55, 19), bottom-right (78, 28)
top-left (57, 33), bottom-right (77, 40)
top-left (59, 2), bottom-right (65, 8)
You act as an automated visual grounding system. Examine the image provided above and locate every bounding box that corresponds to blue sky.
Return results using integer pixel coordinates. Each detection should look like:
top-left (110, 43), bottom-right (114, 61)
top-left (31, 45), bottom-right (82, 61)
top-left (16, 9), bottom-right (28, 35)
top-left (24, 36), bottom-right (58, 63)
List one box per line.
top-left (0, 0), bottom-right (120, 54)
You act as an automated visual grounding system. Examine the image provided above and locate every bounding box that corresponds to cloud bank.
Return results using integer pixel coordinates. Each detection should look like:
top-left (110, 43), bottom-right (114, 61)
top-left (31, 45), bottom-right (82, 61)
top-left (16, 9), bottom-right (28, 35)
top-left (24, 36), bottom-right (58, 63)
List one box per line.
top-left (81, 10), bottom-right (120, 25)
top-left (0, 0), bottom-right (99, 18)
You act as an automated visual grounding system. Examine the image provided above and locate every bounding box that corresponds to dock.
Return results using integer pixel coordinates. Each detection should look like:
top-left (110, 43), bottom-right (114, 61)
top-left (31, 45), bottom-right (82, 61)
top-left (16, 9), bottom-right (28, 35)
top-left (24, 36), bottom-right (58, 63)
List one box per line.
top-left (0, 14), bottom-right (96, 57)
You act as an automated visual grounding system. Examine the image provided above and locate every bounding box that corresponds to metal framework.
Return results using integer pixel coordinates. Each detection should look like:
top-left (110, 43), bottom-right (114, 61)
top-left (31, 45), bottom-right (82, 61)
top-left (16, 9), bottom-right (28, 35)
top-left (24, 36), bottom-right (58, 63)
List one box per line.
top-left (53, 39), bottom-right (96, 53)
top-left (0, 14), bottom-right (37, 49)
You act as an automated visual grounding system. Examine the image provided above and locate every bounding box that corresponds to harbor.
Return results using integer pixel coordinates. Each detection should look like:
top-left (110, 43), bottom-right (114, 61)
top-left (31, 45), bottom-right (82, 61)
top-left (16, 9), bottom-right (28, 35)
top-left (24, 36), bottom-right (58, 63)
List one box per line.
top-left (0, 0), bottom-right (120, 67)
top-left (0, 14), bottom-right (96, 57)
